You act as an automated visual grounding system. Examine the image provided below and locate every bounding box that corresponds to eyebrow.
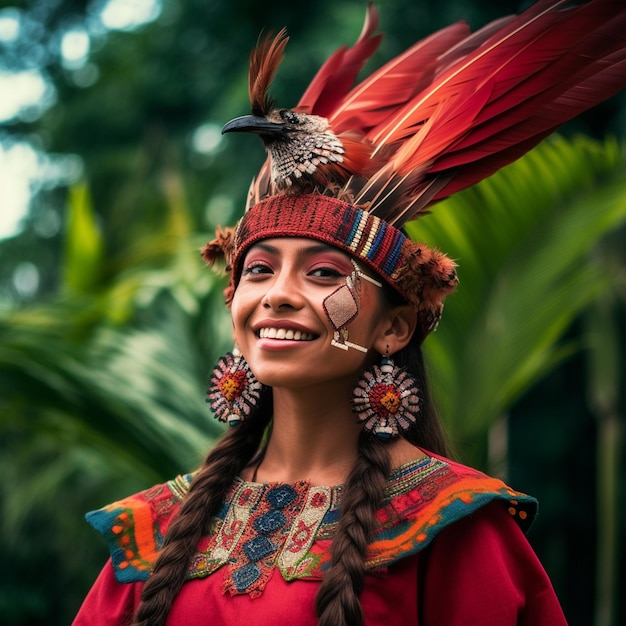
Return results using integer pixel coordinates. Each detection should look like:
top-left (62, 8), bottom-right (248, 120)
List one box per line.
top-left (250, 241), bottom-right (347, 259)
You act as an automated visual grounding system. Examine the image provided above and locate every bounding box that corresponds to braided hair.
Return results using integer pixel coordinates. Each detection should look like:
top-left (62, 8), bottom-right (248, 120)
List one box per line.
top-left (315, 431), bottom-right (390, 625)
top-left (314, 329), bottom-right (450, 625)
top-left (132, 411), bottom-right (271, 626)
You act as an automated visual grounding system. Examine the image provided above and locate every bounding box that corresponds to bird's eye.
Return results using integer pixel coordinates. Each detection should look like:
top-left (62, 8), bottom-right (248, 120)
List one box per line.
top-left (279, 110), bottom-right (300, 124)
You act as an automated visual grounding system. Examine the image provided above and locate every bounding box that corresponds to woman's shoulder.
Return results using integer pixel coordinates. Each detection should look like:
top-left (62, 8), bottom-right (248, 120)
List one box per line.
top-left (85, 474), bottom-right (193, 583)
top-left (385, 443), bottom-right (536, 527)
top-left (366, 446), bottom-right (537, 569)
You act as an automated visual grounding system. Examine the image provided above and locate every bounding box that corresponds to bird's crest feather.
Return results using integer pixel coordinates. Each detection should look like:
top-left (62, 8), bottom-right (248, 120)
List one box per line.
top-left (249, 29), bottom-right (289, 116)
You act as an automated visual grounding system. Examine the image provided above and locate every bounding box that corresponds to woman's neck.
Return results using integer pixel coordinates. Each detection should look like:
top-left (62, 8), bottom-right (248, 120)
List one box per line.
top-left (252, 384), bottom-right (363, 486)
top-left (245, 381), bottom-right (427, 486)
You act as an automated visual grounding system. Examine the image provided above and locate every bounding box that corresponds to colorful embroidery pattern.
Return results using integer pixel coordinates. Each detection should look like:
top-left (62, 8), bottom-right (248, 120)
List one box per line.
top-left (190, 481), bottom-right (336, 596)
top-left (279, 485), bottom-right (331, 579)
top-left (365, 457), bottom-right (536, 570)
top-left (86, 455), bottom-right (537, 591)
top-left (85, 475), bottom-right (191, 583)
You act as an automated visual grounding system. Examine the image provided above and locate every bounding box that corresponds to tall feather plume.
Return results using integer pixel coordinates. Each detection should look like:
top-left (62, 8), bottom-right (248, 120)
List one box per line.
top-left (233, 0), bottom-right (625, 223)
top-left (249, 28), bottom-right (289, 116)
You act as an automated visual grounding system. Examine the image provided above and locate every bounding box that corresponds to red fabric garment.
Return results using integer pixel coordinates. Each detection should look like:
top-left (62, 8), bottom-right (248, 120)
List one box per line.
top-left (72, 560), bottom-right (142, 626)
top-left (417, 502), bottom-right (568, 626)
top-left (73, 501), bottom-right (567, 625)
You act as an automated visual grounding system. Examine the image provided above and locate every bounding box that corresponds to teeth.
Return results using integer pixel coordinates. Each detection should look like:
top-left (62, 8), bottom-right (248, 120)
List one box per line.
top-left (259, 328), bottom-right (314, 341)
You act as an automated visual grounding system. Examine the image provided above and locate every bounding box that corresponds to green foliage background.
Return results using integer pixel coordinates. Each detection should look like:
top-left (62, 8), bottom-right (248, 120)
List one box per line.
top-left (0, 1), bottom-right (624, 624)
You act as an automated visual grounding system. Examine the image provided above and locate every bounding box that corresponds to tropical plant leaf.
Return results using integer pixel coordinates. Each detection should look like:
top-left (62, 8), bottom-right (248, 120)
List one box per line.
top-left (406, 135), bottom-right (626, 462)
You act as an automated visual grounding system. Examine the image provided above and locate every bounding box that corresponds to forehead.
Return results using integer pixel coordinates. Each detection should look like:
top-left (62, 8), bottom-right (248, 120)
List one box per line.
top-left (245, 237), bottom-right (353, 260)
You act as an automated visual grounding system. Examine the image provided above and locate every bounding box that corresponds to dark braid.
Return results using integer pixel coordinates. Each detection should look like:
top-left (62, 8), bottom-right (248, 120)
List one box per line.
top-left (315, 432), bottom-right (391, 626)
top-left (315, 326), bottom-right (451, 625)
top-left (132, 411), bottom-right (271, 626)
top-left (396, 328), bottom-right (453, 458)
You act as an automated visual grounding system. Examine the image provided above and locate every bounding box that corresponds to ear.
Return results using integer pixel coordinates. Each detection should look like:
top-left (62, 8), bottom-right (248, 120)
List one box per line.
top-left (373, 304), bottom-right (417, 356)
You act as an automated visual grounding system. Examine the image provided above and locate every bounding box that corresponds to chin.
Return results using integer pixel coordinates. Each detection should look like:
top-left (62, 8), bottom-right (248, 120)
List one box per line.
top-left (250, 365), bottom-right (302, 388)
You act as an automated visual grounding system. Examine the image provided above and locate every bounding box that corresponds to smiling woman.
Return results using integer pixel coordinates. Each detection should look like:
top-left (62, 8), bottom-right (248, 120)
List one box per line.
top-left (72, 1), bottom-right (625, 625)
top-left (73, 187), bottom-right (564, 626)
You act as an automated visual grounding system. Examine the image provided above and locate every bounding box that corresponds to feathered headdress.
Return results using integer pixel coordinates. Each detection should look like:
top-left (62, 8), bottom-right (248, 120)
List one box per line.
top-left (204, 0), bottom-right (626, 337)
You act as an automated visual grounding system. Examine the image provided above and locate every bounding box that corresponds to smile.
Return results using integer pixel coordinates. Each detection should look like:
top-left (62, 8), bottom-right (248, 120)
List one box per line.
top-left (258, 328), bottom-right (316, 341)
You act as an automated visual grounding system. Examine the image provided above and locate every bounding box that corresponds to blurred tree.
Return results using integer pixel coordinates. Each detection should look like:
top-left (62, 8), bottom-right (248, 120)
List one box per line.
top-left (0, 158), bottom-right (227, 621)
top-left (412, 135), bottom-right (626, 626)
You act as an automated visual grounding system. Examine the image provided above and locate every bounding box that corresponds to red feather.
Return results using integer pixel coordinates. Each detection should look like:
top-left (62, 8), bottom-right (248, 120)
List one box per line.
top-left (297, 3), bottom-right (382, 117)
top-left (329, 22), bottom-right (473, 136)
top-left (354, 0), bottom-right (625, 221)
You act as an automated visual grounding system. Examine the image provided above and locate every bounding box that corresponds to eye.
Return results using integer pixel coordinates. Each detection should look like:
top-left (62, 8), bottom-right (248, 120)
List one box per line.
top-left (242, 262), bottom-right (272, 276)
top-left (308, 266), bottom-right (344, 279)
top-left (279, 109), bottom-right (300, 124)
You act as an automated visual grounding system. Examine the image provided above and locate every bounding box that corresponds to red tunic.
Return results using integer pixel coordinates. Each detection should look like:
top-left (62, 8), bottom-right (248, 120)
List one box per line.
top-left (73, 453), bottom-right (567, 625)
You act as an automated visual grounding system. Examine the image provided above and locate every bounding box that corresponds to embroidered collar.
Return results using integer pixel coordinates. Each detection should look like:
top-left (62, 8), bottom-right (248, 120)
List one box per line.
top-left (86, 454), bottom-right (536, 594)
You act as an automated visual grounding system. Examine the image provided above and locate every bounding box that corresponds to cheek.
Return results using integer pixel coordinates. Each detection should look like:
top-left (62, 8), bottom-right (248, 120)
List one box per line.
top-left (353, 287), bottom-right (387, 334)
top-left (229, 290), bottom-right (250, 339)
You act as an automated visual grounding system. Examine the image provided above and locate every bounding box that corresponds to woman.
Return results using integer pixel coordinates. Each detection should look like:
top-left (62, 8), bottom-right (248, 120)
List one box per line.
top-left (74, 1), bottom-right (624, 623)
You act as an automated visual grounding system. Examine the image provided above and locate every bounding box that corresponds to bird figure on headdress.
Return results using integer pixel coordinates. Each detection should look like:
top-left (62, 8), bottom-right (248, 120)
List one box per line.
top-left (222, 0), bottom-right (626, 227)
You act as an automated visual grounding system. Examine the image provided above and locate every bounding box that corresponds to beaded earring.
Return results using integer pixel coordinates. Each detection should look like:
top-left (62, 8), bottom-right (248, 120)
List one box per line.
top-left (207, 346), bottom-right (267, 426)
top-left (352, 352), bottom-right (421, 439)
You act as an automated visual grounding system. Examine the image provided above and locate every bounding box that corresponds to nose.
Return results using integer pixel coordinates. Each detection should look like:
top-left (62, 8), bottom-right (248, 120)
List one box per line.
top-left (262, 270), bottom-right (304, 310)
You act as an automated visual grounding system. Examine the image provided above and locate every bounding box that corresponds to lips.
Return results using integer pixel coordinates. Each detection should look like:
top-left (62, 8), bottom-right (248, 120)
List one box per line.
top-left (258, 327), bottom-right (316, 341)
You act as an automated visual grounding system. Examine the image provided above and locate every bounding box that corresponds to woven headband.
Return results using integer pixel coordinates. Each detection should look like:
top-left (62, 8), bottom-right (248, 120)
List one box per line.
top-left (203, 194), bottom-right (458, 337)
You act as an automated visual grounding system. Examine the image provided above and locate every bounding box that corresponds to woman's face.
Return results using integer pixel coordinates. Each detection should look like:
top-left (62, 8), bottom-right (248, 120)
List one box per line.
top-left (231, 238), bottom-right (389, 390)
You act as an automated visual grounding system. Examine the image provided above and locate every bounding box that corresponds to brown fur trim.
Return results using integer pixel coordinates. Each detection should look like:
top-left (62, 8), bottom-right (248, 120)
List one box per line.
top-left (201, 226), bottom-right (236, 272)
top-left (395, 240), bottom-right (458, 334)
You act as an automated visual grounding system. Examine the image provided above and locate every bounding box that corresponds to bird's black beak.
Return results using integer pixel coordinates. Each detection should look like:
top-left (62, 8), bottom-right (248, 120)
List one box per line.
top-left (221, 115), bottom-right (290, 136)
